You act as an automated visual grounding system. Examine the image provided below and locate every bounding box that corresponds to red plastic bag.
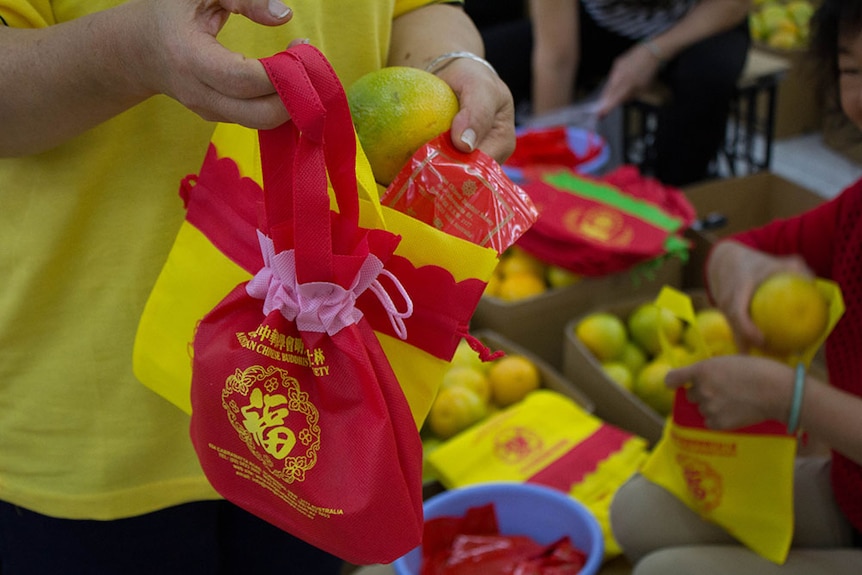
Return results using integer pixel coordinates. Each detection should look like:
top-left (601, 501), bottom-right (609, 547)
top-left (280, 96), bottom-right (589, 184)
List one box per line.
top-left (382, 133), bottom-right (538, 255)
top-left (421, 503), bottom-right (588, 575)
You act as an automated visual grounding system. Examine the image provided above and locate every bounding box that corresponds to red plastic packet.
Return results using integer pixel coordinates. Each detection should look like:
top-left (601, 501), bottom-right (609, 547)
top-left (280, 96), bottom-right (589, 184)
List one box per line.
top-left (420, 503), bottom-right (588, 575)
top-left (381, 132), bottom-right (539, 255)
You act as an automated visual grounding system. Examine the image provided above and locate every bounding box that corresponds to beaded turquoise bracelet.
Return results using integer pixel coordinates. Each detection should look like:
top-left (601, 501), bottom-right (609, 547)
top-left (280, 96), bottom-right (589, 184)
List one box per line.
top-left (787, 362), bottom-right (806, 435)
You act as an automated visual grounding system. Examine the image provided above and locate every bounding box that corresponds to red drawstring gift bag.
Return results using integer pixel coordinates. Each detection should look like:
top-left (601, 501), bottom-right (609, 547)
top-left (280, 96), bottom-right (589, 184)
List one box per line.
top-left (189, 46), bottom-right (422, 564)
top-left (515, 167), bottom-right (695, 277)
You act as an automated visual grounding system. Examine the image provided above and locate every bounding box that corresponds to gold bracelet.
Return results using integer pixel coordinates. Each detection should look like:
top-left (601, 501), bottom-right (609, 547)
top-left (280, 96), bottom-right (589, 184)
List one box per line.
top-left (424, 51), bottom-right (497, 76)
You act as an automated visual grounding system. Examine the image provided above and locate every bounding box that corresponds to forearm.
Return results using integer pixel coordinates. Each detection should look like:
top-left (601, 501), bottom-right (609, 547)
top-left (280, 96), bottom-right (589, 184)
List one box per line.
top-left (530, 0), bottom-right (578, 114)
top-left (388, 3), bottom-right (483, 69)
top-left (800, 377), bottom-right (862, 466)
top-left (647, 0), bottom-right (750, 61)
top-left (0, 2), bottom-right (151, 157)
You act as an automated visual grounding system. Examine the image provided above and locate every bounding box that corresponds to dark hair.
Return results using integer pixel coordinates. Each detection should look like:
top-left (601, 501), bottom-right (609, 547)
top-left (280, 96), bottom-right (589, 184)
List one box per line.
top-left (809, 0), bottom-right (862, 95)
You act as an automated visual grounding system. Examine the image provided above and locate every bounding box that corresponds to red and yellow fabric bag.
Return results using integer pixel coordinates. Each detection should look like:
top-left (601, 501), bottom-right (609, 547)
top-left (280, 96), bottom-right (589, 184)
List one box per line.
top-left (187, 46), bottom-right (428, 564)
top-left (640, 285), bottom-right (844, 564)
top-left (132, 50), bottom-right (509, 427)
top-left (426, 389), bottom-right (649, 560)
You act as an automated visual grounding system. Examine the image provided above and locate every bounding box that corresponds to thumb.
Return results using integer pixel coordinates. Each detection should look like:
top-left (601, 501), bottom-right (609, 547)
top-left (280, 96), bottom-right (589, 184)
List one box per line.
top-left (664, 365), bottom-right (693, 390)
top-left (220, 0), bottom-right (293, 26)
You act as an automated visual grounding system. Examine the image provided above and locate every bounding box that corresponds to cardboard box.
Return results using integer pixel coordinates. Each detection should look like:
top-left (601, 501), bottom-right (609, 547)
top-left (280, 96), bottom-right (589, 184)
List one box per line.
top-left (470, 257), bottom-right (683, 369)
top-left (560, 291), bottom-right (712, 445)
top-left (682, 171), bottom-right (825, 290)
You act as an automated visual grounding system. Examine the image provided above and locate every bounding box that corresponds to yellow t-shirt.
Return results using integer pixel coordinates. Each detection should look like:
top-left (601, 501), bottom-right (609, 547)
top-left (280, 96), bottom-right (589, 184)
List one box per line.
top-left (0, 0), bottom-right (459, 520)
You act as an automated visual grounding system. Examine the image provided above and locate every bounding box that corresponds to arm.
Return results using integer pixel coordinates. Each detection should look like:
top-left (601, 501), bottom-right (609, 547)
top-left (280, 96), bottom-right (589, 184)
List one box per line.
top-left (0, 0), bottom-right (294, 157)
top-left (666, 355), bottom-right (862, 467)
top-left (597, 0), bottom-right (751, 115)
top-left (706, 189), bottom-right (844, 349)
top-left (389, 3), bottom-right (516, 162)
top-left (528, 0), bottom-right (578, 115)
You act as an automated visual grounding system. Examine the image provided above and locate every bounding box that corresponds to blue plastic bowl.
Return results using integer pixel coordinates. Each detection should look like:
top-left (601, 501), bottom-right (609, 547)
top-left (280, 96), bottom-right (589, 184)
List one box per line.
top-left (392, 481), bottom-right (604, 575)
top-left (503, 126), bottom-right (610, 183)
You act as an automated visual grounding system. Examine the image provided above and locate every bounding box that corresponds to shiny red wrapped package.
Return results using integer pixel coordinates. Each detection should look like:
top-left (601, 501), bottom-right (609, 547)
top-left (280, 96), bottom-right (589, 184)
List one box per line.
top-left (382, 132), bottom-right (538, 255)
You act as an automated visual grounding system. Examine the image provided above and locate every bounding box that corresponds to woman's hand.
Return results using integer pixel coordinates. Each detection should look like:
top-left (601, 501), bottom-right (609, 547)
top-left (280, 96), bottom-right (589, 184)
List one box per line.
top-left (707, 241), bottom-right (813, 352)
top-left (595, 43), bottom-right (662, 117)
top-left (130, 0), bottom-right (299, 129)
top-left (435, 58), bottom-right (516, 164)
top-left (0, 0), bottom-right (299, 155)
top-left (665, 355), bottom-right (793, 429)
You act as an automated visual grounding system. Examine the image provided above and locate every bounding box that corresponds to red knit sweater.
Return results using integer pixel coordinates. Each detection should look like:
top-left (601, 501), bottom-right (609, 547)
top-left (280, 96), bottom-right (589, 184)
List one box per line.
top-left (728, 177), bottom-right (862, 533)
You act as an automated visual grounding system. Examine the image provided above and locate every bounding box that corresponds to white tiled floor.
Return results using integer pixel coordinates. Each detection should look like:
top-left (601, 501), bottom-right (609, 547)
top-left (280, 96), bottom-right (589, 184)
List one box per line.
top-left (770, 132), bottom-right (862, 199)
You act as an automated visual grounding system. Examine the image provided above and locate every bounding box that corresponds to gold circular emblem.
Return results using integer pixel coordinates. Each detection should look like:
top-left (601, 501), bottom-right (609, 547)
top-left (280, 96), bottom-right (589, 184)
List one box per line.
top-left (223, 365), bottom-right (320, 484)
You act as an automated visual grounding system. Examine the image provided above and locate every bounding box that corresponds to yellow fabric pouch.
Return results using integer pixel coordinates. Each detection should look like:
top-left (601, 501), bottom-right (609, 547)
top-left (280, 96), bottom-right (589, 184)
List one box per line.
top-left (640, 285), bottom-right (844, 564)
top-left (426, 389), bottom-right (650, 560)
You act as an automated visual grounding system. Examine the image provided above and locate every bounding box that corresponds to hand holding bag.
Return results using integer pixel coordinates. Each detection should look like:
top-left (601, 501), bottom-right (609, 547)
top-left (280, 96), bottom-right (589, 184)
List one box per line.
top-left (189, 45), bottom-right (422, 564)
top-left (639, 285), bottom-right (844, 564)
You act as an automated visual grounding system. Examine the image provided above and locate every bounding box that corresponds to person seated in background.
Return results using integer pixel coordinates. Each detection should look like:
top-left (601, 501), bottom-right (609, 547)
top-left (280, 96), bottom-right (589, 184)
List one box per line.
top-left (609, 1), bottom-right (862, 572)
top-left (473, 0), bottom-right (751, 187)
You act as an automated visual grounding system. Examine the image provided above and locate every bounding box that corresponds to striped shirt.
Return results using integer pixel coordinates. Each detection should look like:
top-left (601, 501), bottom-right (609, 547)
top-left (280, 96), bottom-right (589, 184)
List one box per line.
top-left (582, 0), bottom-right (696, 40)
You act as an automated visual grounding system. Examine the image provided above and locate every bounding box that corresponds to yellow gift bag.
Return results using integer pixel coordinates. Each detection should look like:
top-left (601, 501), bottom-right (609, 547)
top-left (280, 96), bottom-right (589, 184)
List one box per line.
top-left (640, 285), bottom-right (844, 564)
top-left (426, 389), bottom-right (650, 559)
top-left (132, 47), bottom-right (535, 426)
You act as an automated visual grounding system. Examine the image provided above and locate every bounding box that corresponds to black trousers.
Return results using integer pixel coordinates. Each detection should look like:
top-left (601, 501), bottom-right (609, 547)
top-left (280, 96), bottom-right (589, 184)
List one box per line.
top-left (0, 499), bottom-right (343, 575)
top-left (479, 6), bottom-right (751, 186)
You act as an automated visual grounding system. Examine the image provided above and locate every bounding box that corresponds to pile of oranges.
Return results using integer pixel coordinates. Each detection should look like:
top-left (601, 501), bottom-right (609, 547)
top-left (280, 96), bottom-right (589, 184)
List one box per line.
top-left (574, 302), bottom-right (735, 416)
top-left (484, 247), bottom-right (580, 302)
top-left (425, 340), bottom-right (542, 440)
top-left (573, 272), bottom-right (830, 416)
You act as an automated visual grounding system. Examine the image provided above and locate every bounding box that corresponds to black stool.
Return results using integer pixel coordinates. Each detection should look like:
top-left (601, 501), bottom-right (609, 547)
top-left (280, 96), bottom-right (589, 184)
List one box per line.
top-left (623, 48), bottom-right (791, 179)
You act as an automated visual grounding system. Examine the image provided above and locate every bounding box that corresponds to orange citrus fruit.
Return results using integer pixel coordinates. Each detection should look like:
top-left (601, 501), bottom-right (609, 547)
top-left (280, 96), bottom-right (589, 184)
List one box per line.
top-left (575, 312), bottom-right (628, 362)
top-left (634, 359), bottom-right (675, 416)
top-left (601, 361), bottom-right (634, 391)
top-left (451, 339), bottom-right (491, 373)
top-left (618, 341), bottom-right (648, 378)
top-left (442, 365), bottom-right (492, 404)
top-left (750, 272), bottom-right (829, 355)
top-left (487, 355), bottom-right (542, 407)
top-left (546, 265), bottom-right (581, 289)
top-left (497, 272), bottom-right (547, 301)
top-left (683, 308), bottom-right (737, 357)
top-left (498, 248), bottom-right (546, 279)
top-left (428, 385), bottom-right (488, 439)
top-left (627, 303), bottom-right (684, 357)
top-left (347, 66), bottom-right (459, 186)
top-left (484, 272), bottom-right (502, 298)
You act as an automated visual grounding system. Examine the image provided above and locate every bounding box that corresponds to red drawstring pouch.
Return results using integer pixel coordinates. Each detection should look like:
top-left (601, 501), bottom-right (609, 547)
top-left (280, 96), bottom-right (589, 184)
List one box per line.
top-left (189, 46), bottom-right (422, 564)
top-left (515, 166), bottom-right (696, 277)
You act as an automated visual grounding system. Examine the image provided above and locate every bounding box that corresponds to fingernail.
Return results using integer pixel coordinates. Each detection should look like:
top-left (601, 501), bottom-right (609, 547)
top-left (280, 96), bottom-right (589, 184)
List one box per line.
top-left (460, 128), bottom-right (477, 151)
top-left (269, 0), bottom-right (291, 19)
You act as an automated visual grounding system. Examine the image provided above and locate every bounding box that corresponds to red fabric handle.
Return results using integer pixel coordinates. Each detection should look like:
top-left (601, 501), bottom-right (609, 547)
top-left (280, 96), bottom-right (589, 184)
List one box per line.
top-left (258, 45), bottom-right (360, 283)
